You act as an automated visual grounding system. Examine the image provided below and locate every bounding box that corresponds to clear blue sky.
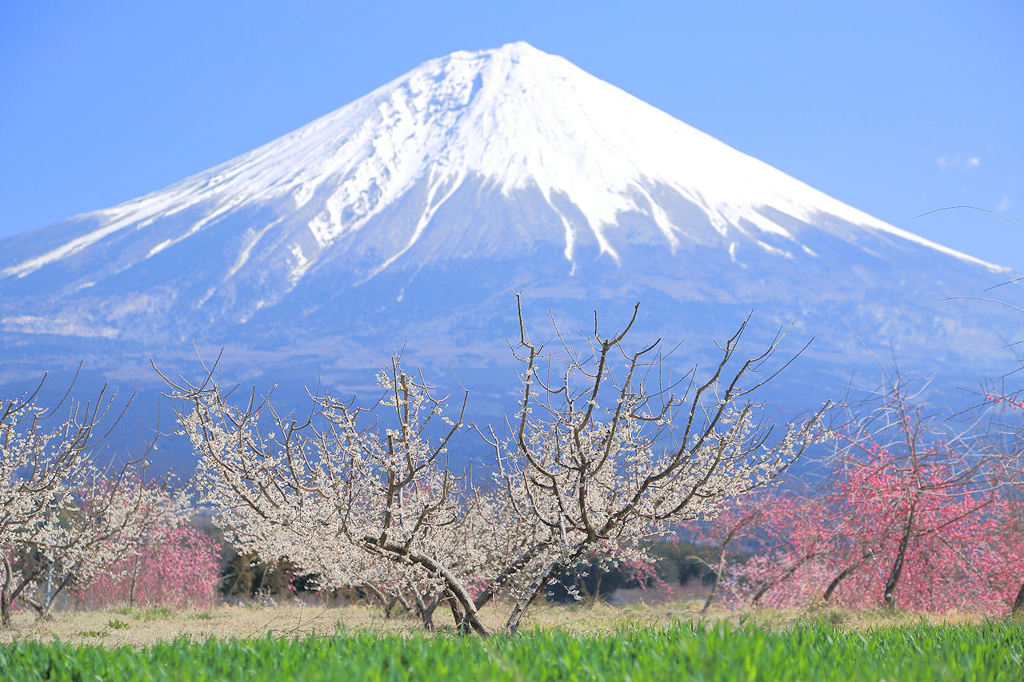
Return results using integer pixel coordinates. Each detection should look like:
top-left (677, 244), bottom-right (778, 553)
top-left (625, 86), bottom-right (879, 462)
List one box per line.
top-left (2, 1), bottom-right (1022, 267)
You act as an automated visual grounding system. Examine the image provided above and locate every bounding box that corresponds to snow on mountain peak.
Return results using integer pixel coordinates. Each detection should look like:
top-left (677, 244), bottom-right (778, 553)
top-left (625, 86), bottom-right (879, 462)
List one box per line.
top-left (1, 42), bottom-right (1001, 285)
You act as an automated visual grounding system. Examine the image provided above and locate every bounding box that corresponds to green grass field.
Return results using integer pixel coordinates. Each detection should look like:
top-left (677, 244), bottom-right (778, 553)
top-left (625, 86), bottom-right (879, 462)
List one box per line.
top-left (2, 620), bottom-right (1021, 681)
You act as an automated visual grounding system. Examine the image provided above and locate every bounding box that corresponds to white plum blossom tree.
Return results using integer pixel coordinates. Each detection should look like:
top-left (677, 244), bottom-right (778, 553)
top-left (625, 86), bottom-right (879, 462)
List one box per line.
top-left (0, 376), bottom-right (157, 626)
top-left (165, 354), bottom-right (521, 634)
top-left (166, 298), bottom-right (830, 636)
top-left (476, 295), bottom-right (831, 632)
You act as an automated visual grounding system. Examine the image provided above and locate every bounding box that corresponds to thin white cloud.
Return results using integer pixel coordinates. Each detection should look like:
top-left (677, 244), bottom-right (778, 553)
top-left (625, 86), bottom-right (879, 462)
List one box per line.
top-left (935, 153), bottom-right (981, 171)
top-left (998, 195), bottom-right (1012, 212)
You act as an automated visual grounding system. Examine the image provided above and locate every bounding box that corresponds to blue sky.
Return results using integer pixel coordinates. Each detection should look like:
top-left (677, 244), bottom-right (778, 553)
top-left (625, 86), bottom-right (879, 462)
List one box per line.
top-left (2, 1), bottom-right (1022, 267)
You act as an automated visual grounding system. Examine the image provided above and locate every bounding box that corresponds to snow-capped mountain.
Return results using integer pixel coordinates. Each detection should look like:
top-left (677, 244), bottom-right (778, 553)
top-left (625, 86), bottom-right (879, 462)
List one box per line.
top-left (0, 42), bottom-right (1016, 404)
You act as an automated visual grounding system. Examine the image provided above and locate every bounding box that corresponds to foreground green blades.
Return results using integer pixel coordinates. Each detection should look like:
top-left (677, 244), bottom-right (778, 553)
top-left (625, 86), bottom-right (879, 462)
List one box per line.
top-left (2, 621), bottom-right (1021, 682)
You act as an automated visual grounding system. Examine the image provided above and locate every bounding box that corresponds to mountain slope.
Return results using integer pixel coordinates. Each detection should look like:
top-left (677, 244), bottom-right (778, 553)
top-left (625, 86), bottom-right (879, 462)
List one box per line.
top-left (0, 42), bottom-right (1015, 401)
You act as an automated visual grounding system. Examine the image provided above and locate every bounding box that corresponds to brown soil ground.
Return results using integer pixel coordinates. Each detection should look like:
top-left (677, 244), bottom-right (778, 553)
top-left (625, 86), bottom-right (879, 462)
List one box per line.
top-left (0, 591), bottom-right (999, 647)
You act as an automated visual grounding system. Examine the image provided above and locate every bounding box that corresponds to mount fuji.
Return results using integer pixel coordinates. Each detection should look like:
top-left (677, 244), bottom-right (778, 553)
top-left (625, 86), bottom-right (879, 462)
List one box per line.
top-left (0, 42), bottom-right (1017, 418)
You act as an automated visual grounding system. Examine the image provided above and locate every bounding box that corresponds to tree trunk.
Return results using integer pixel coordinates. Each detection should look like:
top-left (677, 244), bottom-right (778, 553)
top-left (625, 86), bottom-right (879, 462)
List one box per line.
top-left (1012, 580), bottom-right (1024, 617)
top-left (699, 516), bottom-right (758, 615)
top-left (1, 557), bottom-right (13, 628)
top-left (445, 591), bottom-right (469, 635)
top-left (576, 574), bottom-right (591, 604)
top-left (423, 598), bottom-right (443, 630)
top-left (751, 552), bottom-right (816, 606)
top-left (505, 550), bottom-right (583, 635)
top-left (823, 565), bottom-right (857, 602)
top-left (128, 555), bottom-right (143, 608)
top-left (473, 541), bottom-right (549, 612)
top-left (590, 567), bottom-right (604, 606)
top-left (36, 566), bottom-right (76, 620)
top-left (0, 558), bottom-right (48, 627)
top-left (409, 583), bottom-right (435, 632)
top-left (362, 583), bottom-right (388, 609)
top-left (367, 539), bottom-right (491, 637)
top-left (883, 504), bottom-right (917, 609)
top-left (823, 550), bottom-right (874, 603)
top-left (256, 563), bottom-right (268, 600)
top-left (21, 595), bottom-right (53, 621)
top-left (44, 565), bottom-right (55, 610)
top-left (505, 575), bottom-right (549, 635)
top-left (701, 547), bottom-right (730, 614)
top-left (0, 592), bottom-right (10, 628)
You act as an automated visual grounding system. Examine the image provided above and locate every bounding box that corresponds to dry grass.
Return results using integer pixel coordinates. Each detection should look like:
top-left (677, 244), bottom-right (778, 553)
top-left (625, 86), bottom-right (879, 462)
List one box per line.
top-left (0, 598), bottom-right (1001, 647)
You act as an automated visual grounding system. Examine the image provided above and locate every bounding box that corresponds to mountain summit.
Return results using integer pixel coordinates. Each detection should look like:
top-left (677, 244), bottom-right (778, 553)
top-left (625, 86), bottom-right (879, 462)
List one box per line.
top-left (0, 43), bottom-right (1014, 395)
